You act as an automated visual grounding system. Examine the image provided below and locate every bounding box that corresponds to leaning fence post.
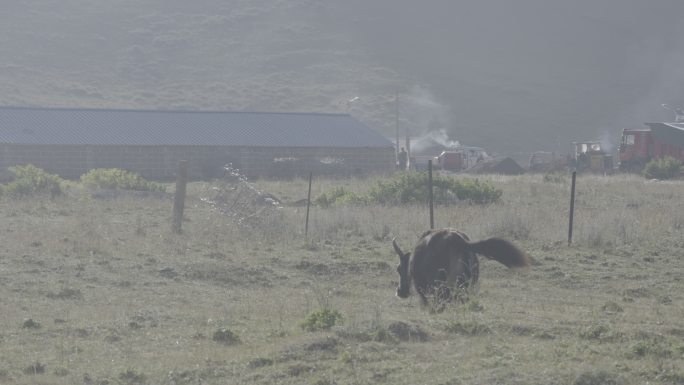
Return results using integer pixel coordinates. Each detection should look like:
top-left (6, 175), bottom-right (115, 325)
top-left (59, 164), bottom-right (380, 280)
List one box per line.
top-left (568, 170), bottom-right (577, 246)
top-left (172, 160), bottom-right (188, 234)
top-left (428, 159), bottom-right (435, 229)
top-left (305, 172), bottom-right (313, 238)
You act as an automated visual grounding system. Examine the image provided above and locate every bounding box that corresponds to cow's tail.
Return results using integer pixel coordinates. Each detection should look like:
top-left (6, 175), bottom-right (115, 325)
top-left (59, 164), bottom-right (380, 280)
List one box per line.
top-left (464, 237), bottom-right (530, 268)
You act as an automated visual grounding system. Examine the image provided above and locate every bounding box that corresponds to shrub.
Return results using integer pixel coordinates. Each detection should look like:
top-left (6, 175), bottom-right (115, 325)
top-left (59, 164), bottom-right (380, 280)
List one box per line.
top-left (314, 186), bottom-right (367, 207)
top-left (21, 318), bottom-right (41, 329)
top-left (543, 172), bottom-right (566, 183)
top-left (643, 156), bottom-right (682, 180)
top-left (579, 324), bottom-right (610, 340)
top-left (630, 340), bottom-right (672, 358)
top-left (3, 164), bottom-right (63, 198)
top-left (80, 168), bottom-right (165, 192)
top-left (300, 309), bottom-right (343, 332)
top-left (450, 177), bottom-right (503, 204)
top-left (578, 323), bottom-right (621, 341)
top-left (370, 172), bottom-right (501, 204)
top-left (630, 341), bottom-right (649, 357)
top-left (212, 328), bottom-right (241, 345)
top-left (316, 172), bottom-right (502, 206)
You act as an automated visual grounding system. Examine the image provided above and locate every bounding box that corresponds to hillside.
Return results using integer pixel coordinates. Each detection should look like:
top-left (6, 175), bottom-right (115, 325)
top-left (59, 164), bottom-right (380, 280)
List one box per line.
top-left (1, 0), bottom-right (683, 155)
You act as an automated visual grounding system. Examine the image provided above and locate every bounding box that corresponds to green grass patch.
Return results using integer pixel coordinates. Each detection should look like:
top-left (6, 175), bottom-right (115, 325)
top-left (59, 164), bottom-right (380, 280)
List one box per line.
top-left (80, 168), bottom-right (166, 192)
top-left (300, 309), bottom-right (343, 332)
top-left (315, 171), bottom-right (502, 206)
top-left (644, 156), bottom-right (682, 180)
top-left (3, 164), bottom-right (63, 198)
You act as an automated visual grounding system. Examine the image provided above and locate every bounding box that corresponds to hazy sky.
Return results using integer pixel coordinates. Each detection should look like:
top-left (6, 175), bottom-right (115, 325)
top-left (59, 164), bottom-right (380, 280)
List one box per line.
top-left (334, 0), bottom-right (684, 148)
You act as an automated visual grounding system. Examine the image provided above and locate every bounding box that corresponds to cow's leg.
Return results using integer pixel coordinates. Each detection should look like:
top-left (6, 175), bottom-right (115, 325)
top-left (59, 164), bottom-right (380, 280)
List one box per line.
top-left (435, 268), bottom-right (452, 306)
top-left (446, 255), bottom-right (470, 302)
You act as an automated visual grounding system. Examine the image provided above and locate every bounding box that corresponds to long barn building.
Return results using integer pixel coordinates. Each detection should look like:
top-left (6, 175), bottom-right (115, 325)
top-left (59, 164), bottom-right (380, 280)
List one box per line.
top-left (0, 106), bottom-right (395, 180)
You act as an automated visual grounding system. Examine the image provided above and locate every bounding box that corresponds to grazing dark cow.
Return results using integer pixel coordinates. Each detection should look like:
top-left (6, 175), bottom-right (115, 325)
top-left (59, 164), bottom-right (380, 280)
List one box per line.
top-left (392, 229), bottom-right (530, 305)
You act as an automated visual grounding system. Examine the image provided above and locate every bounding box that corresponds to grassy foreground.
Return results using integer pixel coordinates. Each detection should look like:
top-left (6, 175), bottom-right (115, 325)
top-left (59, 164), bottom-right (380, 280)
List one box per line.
top-left (1, 173), bottom-right (683, 385)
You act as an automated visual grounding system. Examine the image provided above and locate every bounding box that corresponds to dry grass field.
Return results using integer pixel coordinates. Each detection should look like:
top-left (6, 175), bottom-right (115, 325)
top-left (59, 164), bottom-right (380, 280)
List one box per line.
top-left (1, 173), bottom-right (683, 385)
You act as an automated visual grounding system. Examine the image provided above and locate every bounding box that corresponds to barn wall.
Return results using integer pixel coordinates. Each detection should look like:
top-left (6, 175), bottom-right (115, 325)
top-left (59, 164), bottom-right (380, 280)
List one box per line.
top-left (0, 144), bottom-right (395, 180)
top-left (237, 146), bottom-right (395, 178)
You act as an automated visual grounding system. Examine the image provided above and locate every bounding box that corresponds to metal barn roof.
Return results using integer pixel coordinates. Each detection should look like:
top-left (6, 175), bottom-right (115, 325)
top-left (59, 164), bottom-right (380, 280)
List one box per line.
top-left (644, 122), bottom-right (684, 147)
top-left (0, 106), bottom-right (393, 148)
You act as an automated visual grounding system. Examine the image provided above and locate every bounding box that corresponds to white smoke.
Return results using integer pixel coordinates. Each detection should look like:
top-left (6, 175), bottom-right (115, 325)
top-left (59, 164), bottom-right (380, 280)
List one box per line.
top-left (598, 130), bottom-right (614, 153)
top-left (411, 129), bottom-right (460, 154)
top-left (400, 85), bottom-right (461, 154)
top-left (402, 85), bottom-right (452, 134)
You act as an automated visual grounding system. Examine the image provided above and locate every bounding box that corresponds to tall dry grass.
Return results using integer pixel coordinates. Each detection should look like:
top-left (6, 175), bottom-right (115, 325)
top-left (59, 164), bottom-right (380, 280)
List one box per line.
top-left (1, 173), bottom-right (683, 384)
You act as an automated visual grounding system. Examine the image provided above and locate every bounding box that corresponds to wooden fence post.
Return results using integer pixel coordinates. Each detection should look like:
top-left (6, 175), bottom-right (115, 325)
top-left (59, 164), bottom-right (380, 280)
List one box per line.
top-left (305, 172), bottom-right (313, 238)
top-left (172, 160), bottom-right (188, 234)
top-left (428, 159), bottom-right (435, 229)
top-left (568, 171), bottom-right (577, 246)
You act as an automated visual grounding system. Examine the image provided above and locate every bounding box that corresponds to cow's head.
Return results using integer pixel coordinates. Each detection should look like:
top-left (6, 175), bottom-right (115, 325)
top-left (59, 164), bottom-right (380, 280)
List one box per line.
top-left (392, 238), bottom-right (411, 298)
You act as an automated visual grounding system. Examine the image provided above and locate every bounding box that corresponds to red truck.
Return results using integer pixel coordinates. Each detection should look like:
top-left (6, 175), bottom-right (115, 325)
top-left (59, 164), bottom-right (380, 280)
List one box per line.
top-left (437, 147), bottom-right (487, 171)
top-left (618, 122), bottom-right (684, 172)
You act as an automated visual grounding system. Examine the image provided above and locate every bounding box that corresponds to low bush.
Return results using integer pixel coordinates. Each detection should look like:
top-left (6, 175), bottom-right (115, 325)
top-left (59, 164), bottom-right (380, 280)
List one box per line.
top-left (300, 308), bottom-right (343, 332)
top-left (578, 323), bottom-right (622, 342)
top-left (3, 164), bottom-right (63, 198)
top-left (22, 319), bottom-right (41, 329)
top-left (369, 172), bottom-right (501, 205)
top-left (212, 328), bottom-right (241, 345)
top-left (80, 168), bottom-right (165, 192)
top-left (543, 172), bottom-right (566, 183)
top-left (630, 340), bottom-right (673, 359)
top-left (314, 186), bottom-right (367, 208)
top-left (449, 177), bottom-right (503, 204)
top-left (643, 156), bottom-right (682, 180)
top-left (316, 172), bottom-right (502, 207)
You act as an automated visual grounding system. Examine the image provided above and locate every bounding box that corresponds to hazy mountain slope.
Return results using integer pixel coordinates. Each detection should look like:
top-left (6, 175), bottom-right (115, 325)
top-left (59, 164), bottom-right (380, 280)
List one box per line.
top-left (1, 0), bottom-right (683, 154)
top-left (1, 0), bottom-right (388, 109)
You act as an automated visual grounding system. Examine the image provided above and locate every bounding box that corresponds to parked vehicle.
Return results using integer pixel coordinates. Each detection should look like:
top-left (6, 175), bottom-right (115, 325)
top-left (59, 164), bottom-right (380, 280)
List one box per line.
top-left (437, 147), bottom-right (488, 171)
top-left (571, 141), bottom-right (613, 173)
top-left (438, 151), bottom-right (465, 171)
top-left (618, 122), bottom-right (684, 172)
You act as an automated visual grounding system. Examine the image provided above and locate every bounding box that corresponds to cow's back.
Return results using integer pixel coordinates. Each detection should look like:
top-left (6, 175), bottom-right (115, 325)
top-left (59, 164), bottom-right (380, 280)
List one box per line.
top-left (410, 229), bottom-right (478, 294)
